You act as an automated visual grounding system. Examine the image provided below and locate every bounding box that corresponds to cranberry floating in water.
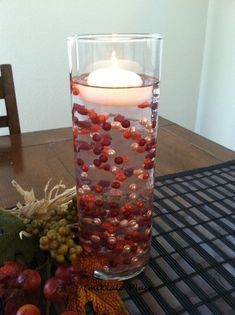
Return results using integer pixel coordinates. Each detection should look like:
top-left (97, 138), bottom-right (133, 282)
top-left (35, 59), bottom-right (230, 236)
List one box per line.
top-left (114, 114), bottom-right (124, 122)
top-left (124, 168), bottom-right (134, 177)
top-left (71, 71), bottom-right (159, 277)
top-left (77, 104), bottom-right (89, 115)
top-left (97, 180), bottom-right (110, 187)
top-left (76, 158), bottom-right (84, 166)
top-left (121, 119), bottom-right (131, 128)
top-left (114, 156), bottom-right (124, 164)
top-left (93, 159), bottom-right (101, 167)
top-left (93, 147), bottom-right (102, 155)
top-left (72, 86), bottom-right (80, 95)
top-left (77, 141), bottom-right (92, 151)
top-left (95, 199), bottom-right (104, 206)
top-left (123, 131), bottom-right (131, 139)
top-left (111, 181), bottom-right (120, 189)
top-left (99, 154), bottom-right (108, 163)
top-left (139, 138), bottom-right (146, 146)
top-left (102, 121), bottom-right (111, 131)
top-left (101, 137), bottom-right (111, 146)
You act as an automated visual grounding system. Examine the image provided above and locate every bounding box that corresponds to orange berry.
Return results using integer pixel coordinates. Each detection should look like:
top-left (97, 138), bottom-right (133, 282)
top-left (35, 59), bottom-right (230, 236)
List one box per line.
top-left (72, 86), bottom-right (79, 95)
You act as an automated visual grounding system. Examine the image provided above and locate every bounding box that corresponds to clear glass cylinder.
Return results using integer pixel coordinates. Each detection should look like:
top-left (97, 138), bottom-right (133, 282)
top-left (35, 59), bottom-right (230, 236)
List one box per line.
top-left (67, 33), bottom-right (163, 280)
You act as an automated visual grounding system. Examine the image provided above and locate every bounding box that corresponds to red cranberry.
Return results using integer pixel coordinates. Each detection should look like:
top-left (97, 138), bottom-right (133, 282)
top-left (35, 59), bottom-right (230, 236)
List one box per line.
top-left (138, 138), bottom-right (146, 146)
top-left (77, 105), bottom-right (88, 115)
top-left (110, 201), bottom-right (118, 208)
top-left (95, 199), bottom-right (104, 206)
top-left (145, 152), bottom-right (155, 159)
top-left (76, 158), bottom-right (84, 166)
top-left (121, 119), bottom-right (130, 128)
top-left (77, 121), bottom-right (92, 129)
top-left (111, 181), bottom-right (120, 189)
top-left (123, 131), bottom-right (131, 139)
top-left (114, 114), bottom-right (124, 122)
top-left (102, 122), bottom-right (111, 131)
top-left (143, 172), bottom-right (149, 180)
top-left (99, 155), bottom-right (108, 163)
top-left (137, 200), bottom-right (144, 208)
top-left (124, 168), bottom-right (133, 177)
top-left (97, 180), bottom-right (110, 187)
top-left (77, 141), bottom-right (92, 151)
top-left (81, 164), bottom-right (88, 172)
top-left (89, 110), bottom-right (99, 122)
top-left (72, 86), bottom-right (79, 95)
top-left (145, 144), bottom-right (152, 151)
top-left (93, 147), bottom-right (102, 155)
top-left (114, 156), bottom-right (123, 164)
top-left (103, 164), bottom-right (111, 171)
top-left (98, 115), bottom-right (106, 123)
top-left (95, 185), bottom-right (103, 193)
top-left (92, 134), bottom-right (101, 142)
top-left (138, 102), bottom-right (149, 108)
top-left (151, 103), bottom-right (158, 110)
top-left (102, 222), bottom-right (116, 234)
top-left (144, 162), bottom-right (154, 170)
top-left (101, 137), bottom-right (111, 146)
top-left (110, 210), bottom-right (119, 217)
top-left (93, 159), bottom-right (101, 167)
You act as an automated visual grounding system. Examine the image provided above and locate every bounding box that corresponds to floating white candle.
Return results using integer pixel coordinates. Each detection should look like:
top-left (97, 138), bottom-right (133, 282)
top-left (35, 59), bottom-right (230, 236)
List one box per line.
top-left (77, 54), bottom-right (152, 107)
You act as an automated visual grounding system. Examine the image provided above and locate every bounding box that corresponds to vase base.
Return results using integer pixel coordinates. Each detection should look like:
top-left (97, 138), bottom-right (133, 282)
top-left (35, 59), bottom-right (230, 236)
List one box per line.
top-left (93, 263), bottom-right (147, 281)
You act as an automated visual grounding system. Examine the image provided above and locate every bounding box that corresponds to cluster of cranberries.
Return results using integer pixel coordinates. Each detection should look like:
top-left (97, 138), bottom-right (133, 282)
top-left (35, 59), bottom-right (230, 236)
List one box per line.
top-left (71, 100), bottom-right (156, 272)
top-left (3, 265), bottom-right (79, 315)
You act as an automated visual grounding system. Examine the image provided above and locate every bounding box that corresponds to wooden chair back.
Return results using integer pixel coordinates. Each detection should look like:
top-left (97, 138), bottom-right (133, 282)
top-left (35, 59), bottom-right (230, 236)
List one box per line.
top-left (0, 64), bottom-right (21, 134)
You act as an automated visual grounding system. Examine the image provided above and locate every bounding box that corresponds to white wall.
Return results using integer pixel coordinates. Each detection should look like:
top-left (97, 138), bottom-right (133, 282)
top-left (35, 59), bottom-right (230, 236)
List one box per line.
top-left (0, 0), bottom-right (208, 135)
top-left (196, 0), bottom-right (235, 151)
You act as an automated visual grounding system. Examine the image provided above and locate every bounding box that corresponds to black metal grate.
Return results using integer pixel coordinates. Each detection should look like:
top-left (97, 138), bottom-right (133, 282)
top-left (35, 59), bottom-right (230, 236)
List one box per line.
top-left (1, 161), bottom-right (235, 315)
top-left (122, 160), bottom-right (235, 315)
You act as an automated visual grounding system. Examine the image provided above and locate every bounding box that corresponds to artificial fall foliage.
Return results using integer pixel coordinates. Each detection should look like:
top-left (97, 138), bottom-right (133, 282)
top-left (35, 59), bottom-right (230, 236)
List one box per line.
top-left (67, 254), bottom-right (129, 315)
top-left (0, 180), bottom-right (130, 315)
top-left (0, 210), bottom-right (38, 265)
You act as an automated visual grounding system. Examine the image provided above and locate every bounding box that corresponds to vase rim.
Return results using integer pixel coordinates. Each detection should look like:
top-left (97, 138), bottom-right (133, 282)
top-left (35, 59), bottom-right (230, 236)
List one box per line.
top-left (67, 33), bottom-right (163, 42)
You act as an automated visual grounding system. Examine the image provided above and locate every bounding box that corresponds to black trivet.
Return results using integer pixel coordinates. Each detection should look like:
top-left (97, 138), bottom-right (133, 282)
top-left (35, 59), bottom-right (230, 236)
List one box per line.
top-left (1, 161), bottom-right (235, 315)
top-left (123, 160), bottom-right (235, 315)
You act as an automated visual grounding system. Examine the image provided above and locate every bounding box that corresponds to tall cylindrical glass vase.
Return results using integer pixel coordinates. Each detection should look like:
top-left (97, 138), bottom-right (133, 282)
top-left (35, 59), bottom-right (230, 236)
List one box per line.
top-left (68, 34), bottom-right (163, 280)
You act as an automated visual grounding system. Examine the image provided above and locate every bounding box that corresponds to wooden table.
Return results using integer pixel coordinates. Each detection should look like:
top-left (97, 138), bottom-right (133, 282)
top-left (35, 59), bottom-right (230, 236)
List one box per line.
top-left (0, 116), bottom-right (235, 209)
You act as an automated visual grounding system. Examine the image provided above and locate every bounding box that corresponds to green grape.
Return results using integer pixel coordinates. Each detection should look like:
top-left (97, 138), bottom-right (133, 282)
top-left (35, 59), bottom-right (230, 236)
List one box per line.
top-left (56, 254), bottom-right (65, 263)
top-left (40, 243), bottom-right (49, 250)
top-left (57, 244), bottom-right (68, 255)
top-left (69, 253), bottom-right (77, 262)
top-left (66, 239), bottom-right (74, 248)
top-left (50, 240), bottom-right (58, 249)
top-left (50, 250), bottom-right (57, 258)
top-left (40, 236), bottom-right (49, 245)
top-left (25, 200), bottom-right (81, 263)
top-left (58, 226), bottom-right (69, 236)
top-left (47, 229), bottom-right (57, 240)
top-left (58, 219), bottom-right (67, 226)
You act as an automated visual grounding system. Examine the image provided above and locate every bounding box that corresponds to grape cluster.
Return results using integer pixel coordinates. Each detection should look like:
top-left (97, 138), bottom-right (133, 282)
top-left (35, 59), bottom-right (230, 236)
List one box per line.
top-left (24, 199), bottom-right (82, 263)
